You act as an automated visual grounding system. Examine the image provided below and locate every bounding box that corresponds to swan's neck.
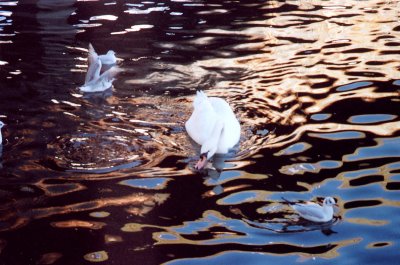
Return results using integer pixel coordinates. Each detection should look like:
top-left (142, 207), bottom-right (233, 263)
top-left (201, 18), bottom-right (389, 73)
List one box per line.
top-left (201, 119), bottom-right (224, 159)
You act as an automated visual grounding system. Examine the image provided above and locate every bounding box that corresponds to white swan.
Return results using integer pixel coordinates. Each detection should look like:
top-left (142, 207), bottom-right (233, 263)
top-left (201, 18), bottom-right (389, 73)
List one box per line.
top-left (185, 90), bottom-right (240, 170)
top-left (282, 197), bottom-right (336, 223)
top-left (0, 121), bottom-right (4, 145)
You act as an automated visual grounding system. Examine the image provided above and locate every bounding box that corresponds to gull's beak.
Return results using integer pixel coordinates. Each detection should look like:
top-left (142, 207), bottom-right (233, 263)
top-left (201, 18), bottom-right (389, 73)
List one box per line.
top-left (195, 153), bottom-right (208, 170)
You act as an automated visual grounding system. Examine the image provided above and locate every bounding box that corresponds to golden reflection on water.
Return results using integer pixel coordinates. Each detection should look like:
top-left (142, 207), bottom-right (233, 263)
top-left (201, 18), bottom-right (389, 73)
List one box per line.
top-left (51, 220), bottom-right (106, 229)
top-left (0, 192), bottom-right (168, 232)
top-left (42, 0), bottom-right (400, 171)
top-left (37, 252), bottom-right (63, 265)
top-left (346, 218), bottom-right (388, 226)
top-left (184, 0), bottom-right (400, 158)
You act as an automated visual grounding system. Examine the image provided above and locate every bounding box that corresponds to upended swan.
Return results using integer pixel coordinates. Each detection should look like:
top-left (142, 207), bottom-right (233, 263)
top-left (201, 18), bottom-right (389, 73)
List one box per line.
top-left (282, 197), bottom-right (336, 223)
top-left (79, 43), bottom-right (120, 93)
top-left (185, 91), bottom-right (240, 170)
top-left (0, 121), bottom-right (4, 145)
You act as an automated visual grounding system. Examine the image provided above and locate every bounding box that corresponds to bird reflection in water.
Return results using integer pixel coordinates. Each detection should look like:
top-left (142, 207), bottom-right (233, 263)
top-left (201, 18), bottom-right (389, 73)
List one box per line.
top-left (199, 154), bottom-right (236, 196)
top-left (81, 88), bottom-right (113, 103)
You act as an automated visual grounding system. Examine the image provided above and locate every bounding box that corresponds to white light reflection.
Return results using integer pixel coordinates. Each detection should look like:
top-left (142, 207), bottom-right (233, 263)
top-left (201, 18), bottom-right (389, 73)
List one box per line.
top-left (0, 11), bottom-right (12, 17)
top-left (61, 101), bottom-right (81, 107)
top-left (89, 15), bottom-right (118, 21)
top-left (124, 6), bottom-right (169, 15)
top-left (0, 2), bottom-right (18, 6)
top-left (75, 22), bottom-right (102, 28)
top-left (126, 24), bottom-right (154, 32)
top-left (63, 112), bottom-right (79, 117)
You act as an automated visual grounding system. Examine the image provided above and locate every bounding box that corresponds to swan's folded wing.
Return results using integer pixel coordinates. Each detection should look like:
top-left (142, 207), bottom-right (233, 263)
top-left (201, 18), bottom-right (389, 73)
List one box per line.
top-left (186, 91), bottom-right (218, 145)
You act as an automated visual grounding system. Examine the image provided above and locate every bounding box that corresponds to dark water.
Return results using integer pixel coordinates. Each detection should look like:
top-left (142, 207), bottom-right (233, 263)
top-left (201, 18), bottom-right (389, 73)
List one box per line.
top-left (0, 0), bottom-right (400, 264)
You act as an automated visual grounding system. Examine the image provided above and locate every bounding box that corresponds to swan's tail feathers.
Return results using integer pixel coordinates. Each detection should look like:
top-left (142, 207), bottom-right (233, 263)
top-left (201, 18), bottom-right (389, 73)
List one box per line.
top-left (196, 90), bottom-right (208, 98)
top-left (194, 90), bottom-right (209, 108)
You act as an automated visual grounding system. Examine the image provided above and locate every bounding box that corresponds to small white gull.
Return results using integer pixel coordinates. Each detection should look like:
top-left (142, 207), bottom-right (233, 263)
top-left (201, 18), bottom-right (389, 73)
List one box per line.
top-left (80, 58), bottom-right (120, 92)
top-left (80, 44), bottom-right (120, 92)
top-left (282, 197), bottom-right (336, 223)
top-left (88, 43), bottom-right (117, 66)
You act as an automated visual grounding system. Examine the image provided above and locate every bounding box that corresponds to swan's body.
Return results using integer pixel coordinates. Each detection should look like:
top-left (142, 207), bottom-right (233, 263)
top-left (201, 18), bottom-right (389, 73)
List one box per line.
top-left (0, 121), bottom-right (4, 145)
top-left (81, 44), bottom-right (120, 92)
top-left (185, 91), bottom-right (240, 169)
top-left (283, 197), bottom-right (336, 223)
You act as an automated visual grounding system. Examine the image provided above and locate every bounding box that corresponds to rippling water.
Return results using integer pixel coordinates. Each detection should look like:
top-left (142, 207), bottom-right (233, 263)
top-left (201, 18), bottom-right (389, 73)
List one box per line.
top-left (0, 0), bottom-right (399, 264)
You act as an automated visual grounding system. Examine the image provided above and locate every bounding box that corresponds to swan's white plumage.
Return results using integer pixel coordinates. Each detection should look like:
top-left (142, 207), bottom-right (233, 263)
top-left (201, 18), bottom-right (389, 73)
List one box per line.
top-left (283, 197), bottom-right (336, 223)
top-left (185, 91), bottom-right (240, 161)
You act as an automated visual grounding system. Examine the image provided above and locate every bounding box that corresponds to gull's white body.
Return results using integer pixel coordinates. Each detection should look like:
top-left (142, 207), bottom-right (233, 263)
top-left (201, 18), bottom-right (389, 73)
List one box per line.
top-left (80, 61), bottom-right (120, 92)
top-left (81, 44), bottom-right (119, 92)
top-left (185, 91), bottom-right (240, 160)
top-left (87, 43), bottom-right (116, 66)
top-left (0, 121), bottom-right (4, 145)
top-left (284, 197), bottom-right (336, 223)
top-left (99, 50), bottom-right (117, 65)
top-left (84, 52), bottom-right (101, 85)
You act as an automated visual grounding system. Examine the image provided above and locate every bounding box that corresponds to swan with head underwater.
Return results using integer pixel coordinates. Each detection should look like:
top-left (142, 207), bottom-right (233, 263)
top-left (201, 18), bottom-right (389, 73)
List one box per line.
top-left (185, 90), bottom-right (241, 170)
